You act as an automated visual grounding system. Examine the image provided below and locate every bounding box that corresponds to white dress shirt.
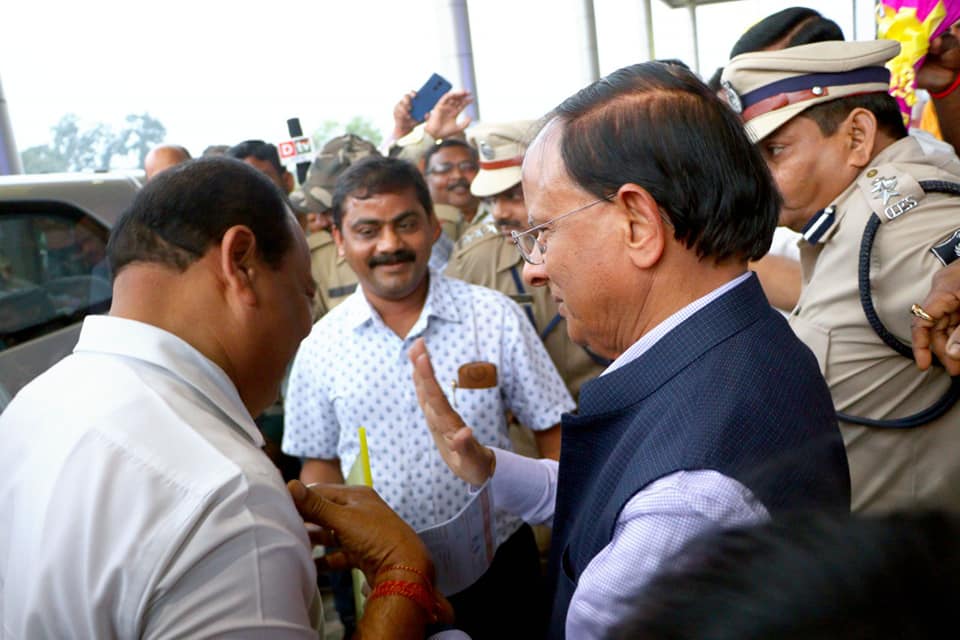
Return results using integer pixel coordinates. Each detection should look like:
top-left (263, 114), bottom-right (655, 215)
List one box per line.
top-left (0, 316), bottom-right (320, 639)
top-left (490, 272), bottom-right (769, 639)
top-left (283, 270), bottom-right (574, 545)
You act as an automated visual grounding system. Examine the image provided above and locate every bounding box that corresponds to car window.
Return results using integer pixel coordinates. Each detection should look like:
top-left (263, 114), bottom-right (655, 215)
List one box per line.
top-left (0, 201), bottom-right (111, 351)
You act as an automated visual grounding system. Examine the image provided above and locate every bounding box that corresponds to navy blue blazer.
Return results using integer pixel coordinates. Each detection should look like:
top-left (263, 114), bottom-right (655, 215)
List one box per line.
top-left (547, 274), bottom-right (850, 638)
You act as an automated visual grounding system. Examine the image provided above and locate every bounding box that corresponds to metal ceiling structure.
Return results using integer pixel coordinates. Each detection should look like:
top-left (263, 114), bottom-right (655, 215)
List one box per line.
top-left (641, 0), bottom-right (865, 74)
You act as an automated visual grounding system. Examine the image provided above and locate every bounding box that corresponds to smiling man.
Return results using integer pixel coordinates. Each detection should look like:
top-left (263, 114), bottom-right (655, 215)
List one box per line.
top-left (423, 139), bottom-right (481, 227)
top-left (723, 40), bottom-right (960, 513)
top-left (281, 156), bottom-right (573, 638)
top-left (410, 61), bottom-right (850, 639)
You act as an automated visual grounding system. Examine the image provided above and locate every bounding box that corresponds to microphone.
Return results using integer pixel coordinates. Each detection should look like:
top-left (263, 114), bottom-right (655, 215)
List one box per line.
top-left (287, 117), bottom-right (310, 184)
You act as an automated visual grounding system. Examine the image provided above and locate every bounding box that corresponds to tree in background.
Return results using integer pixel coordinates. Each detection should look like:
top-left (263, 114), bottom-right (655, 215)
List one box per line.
top-left (21, 113), bottom-right (166, 173)
top-left (311, 115), bottom-right (383, 149)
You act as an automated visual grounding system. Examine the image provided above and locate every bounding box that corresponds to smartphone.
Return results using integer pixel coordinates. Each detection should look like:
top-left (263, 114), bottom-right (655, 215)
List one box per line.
top-left (409, 73), bottom-right (453, 123)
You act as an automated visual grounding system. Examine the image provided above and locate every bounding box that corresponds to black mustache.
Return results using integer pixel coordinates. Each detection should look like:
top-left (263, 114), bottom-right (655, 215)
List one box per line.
top-left (368, 250), bottom-right (417, 268)
top-left (447, 179), bottom-right (470, 191)
top-left (495, 219), bottom-right (523, 230)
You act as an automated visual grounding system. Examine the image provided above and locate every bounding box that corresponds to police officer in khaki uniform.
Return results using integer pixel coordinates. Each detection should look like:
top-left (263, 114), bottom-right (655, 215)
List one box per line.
top-left (445, 121), bottom-right (607, 402)
top-left (297, 135), bottom-right (377, 318)
top-left (724, 40), bottom-right (960, 513)
top-left (392, 129), bottom-right (471, 242)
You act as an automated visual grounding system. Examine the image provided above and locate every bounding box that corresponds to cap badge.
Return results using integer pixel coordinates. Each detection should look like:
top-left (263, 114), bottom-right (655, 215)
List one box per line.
top-left (480, 141), bottom-right (496, 160)
top-left (870, 176), bottom-right (900, 205)
top-left (721, 81), bottom-right (743, 114)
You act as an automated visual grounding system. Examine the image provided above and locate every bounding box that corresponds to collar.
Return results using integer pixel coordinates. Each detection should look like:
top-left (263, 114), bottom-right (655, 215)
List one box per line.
top-left (343, 269), bottom-right (463, 334)
top-left (307, 230), bottom-right (334, 250)
top-left (72, 315), bottom-right (263, 446)
top-left (603, 271), bottom-right (753, 376)
top-left (799, 136), bottom-right (932, 247)
top-left (496, 233), bottom-right (522, 274)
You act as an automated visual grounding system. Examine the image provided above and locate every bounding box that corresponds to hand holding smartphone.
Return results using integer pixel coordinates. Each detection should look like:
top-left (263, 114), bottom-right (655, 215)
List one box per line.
top-left (409, 73), bottom-right (453, 123)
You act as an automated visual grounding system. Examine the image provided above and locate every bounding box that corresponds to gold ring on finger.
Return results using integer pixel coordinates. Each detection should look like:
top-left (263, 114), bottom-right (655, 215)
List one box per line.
top-left (911, 303), bottom-right (934, 322)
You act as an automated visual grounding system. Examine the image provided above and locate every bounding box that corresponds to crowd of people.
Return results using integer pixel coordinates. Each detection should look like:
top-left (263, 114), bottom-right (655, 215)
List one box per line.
top-left (3, 5), bottom-right (960, 639)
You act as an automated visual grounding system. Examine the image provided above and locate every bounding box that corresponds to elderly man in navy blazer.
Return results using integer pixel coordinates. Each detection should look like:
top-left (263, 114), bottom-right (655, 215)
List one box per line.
top-left (410, 60), bottom-right (850, 640)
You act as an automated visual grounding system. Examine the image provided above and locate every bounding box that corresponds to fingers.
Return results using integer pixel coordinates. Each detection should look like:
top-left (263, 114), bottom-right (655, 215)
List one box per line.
top-left (287, 480), bottom-right (353, 529)
top-left (409, 338), bottom-right (443, 406)
top-left (948, 324), bottom-right (960, 362)
top-left (316, 550), bottom-right (352, 573)
top-left (306, 525), bottom-right (340, 548)
top-left (434, 592), bottom-right (456, 625)
top-left (912, 319), bottom-right (935, 371)
top-left (409, 341), bottom-right (461, 433)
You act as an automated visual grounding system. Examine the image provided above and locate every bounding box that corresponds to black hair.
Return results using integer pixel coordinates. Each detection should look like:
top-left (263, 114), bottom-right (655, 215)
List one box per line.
top-left (422, 138), bottom-right (478, 172)
top-left (802, 92), bottom-right (908, 141)
top-left (202, 144), bottom-right (229, 157)
top-left (730, 7), bottom-right (844, 58)
top-left (707, 67), bottom-right (725, 92)
top-left (611, 511), bottom-right (960, 640)
top-left (550, 61), bottom-right (780, 263)
top-left (226, 139), bottom-right (287, 177)
top-left (108, 157), bottom-right (293, 276)
top-left (331, 156), bottom-right (434, 230)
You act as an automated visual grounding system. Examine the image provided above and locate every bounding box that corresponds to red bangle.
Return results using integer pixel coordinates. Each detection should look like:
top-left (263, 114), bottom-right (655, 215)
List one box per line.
top-left (930, 74), bottom-right (960, 100)
top-left (368, 580), bottom-right (439, 623)
top-left (377, 564), bottom-right (432, 584)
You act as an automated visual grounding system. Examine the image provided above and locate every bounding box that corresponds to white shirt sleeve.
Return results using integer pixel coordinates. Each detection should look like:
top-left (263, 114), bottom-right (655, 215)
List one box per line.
top-left (489, 447), bottom-right (559, 525)
top-left (141, 479), bottom-right (320, 639)
top-left (565, 470), bottom-right (769, 639)
top-left (488, 451), bottom-right (768, 639)
top-left (282, 331), bottom-right (341, 460)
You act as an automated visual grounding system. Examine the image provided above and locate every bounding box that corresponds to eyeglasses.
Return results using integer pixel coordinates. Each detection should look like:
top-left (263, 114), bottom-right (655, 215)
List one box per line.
top-left (426, 160), bottom-right (479, 175)
top-left (510, 194), bottom-right (615, 265)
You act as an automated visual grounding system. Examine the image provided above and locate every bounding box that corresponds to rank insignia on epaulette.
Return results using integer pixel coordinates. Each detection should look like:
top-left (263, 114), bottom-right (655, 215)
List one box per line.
top-left (931, 229), bottom-right (960, 266)
top-left (870, 176), bottom-right (900, 205)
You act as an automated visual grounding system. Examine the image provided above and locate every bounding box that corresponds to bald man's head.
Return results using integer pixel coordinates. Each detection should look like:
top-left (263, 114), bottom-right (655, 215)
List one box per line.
top-left (144, 145), bottom-right (192, 180)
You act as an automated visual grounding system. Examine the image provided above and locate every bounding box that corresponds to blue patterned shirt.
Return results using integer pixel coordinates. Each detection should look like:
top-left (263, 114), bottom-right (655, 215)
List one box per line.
top-left (283, 269), bottom-right (574, 544)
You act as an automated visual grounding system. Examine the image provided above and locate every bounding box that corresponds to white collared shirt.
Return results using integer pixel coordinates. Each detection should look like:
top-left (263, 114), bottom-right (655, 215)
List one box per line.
top-left (283, 270), bottom-right (574, 544)
top-left (0, 316), bottom-right (320, 639)
top-left (489, 273), bottom-right (769, 639)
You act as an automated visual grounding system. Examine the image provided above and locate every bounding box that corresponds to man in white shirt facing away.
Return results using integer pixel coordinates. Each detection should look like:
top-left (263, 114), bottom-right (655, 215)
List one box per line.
top-left (0, 158), bottom-right (323, 638)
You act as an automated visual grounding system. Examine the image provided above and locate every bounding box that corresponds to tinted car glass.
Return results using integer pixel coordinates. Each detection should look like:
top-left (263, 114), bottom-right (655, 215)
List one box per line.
top-left (0, 201), bottom-right (111, 352)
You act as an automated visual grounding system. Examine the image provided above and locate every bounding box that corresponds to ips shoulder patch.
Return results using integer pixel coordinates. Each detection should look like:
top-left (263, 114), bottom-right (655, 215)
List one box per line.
top-left (931, 229), bottom-right (960, 266)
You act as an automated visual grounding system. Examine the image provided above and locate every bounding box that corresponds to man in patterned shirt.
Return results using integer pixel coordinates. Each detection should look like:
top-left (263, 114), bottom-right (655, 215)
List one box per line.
top-left (282, 156), bottom-right (573, 638)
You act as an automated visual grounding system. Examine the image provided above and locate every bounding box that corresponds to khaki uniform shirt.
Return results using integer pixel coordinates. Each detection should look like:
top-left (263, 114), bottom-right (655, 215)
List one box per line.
top-left (307, 231), bottom-right (358, 320)
top-left (445, 222), bottom-right (605, 400)
top-left (435, 204), bottom-right (465, 244)
top-left (789, 135), bottom-right (960, 513)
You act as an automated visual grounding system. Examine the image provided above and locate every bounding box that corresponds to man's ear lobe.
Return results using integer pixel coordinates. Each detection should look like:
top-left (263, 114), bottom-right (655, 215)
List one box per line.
top-left (847, 108), bottom-right (878, 169)
top-left (220, 226), bottom-right (259, 305)
top-left (619, 184), bottom-right (666, 269)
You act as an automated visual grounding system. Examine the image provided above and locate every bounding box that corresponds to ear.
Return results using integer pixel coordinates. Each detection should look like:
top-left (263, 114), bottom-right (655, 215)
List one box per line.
top-left (844, 107), bottom-right (878, 170)
top-left (332, 225), bottom-right (345, 257)
top-left (617, 184), bottom-right (666, 270)
top-left (282, 171), bottom-right (295, 194)
top-left (220, 225), bottom-right (260, 307)
top-left (429, 210), bottom-right (442, 243)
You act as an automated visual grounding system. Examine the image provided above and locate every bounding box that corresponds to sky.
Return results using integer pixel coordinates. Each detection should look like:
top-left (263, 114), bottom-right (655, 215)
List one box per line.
top-left (0, 0), bottom-right (877, 168)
